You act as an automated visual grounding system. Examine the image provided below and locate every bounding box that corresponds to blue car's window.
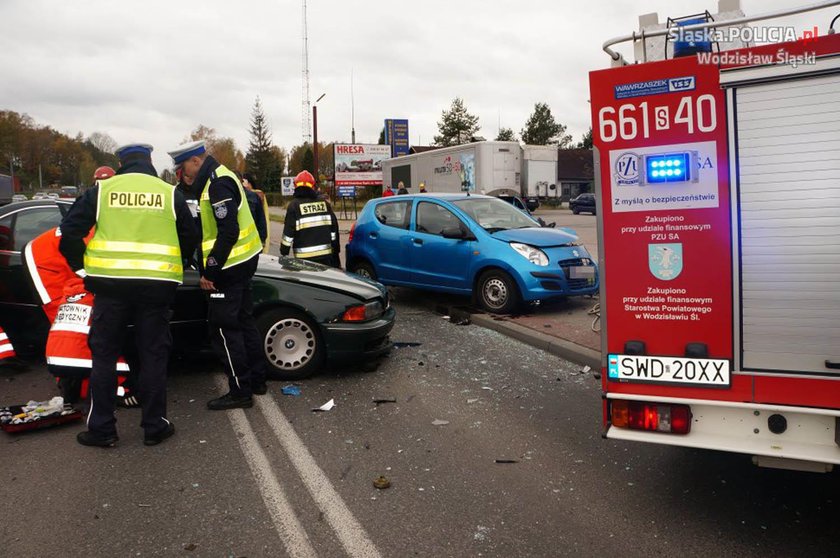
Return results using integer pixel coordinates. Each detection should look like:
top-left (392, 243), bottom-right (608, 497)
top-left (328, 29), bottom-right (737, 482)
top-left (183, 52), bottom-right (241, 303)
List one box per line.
top-left (374, 200), bottom-right (411, 230)
top-left (416, 202), bottom-right (463, 236)
top-left (452, 198), bottom-right (538, 232)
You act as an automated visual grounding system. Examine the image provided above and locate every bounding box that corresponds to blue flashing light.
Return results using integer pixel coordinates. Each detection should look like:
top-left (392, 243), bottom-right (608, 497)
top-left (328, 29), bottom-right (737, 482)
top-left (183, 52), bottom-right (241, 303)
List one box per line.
top-left (645, 152), bottom-right (691, 184)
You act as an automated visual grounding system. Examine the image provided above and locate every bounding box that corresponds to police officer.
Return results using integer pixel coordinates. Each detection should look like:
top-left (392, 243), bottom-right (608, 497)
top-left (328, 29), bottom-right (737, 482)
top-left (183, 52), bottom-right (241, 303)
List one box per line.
top-left (168, 141), bottom-right (267, 410)
top-left (280, 170), bottom-right (341, 267)
top-left (59, 143), bottom-right (198, 447)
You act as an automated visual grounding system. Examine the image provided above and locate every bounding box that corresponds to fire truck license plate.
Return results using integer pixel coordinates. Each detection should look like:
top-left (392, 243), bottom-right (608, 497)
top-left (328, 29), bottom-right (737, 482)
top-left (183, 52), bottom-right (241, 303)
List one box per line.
top-left (608, 354), bottom-right (730, 387)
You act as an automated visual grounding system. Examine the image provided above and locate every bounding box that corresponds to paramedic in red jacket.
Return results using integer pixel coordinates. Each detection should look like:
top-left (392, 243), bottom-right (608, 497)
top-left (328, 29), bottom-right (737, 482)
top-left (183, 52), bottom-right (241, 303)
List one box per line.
top-left (24, 166), bottom-right (138, 405)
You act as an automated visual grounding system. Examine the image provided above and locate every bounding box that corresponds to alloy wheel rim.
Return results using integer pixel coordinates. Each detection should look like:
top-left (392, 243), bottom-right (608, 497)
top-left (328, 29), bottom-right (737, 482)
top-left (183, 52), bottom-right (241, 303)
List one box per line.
top-left (265, 318), bottom-right (316, 370)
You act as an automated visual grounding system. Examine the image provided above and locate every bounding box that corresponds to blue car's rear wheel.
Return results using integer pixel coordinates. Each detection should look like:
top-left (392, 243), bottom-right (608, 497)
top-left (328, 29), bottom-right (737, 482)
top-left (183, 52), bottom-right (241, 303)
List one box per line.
top-left (257, 308), bottom-right (325, 380)
top-left (350, 260), bottom-right (377, 281)
top-left (476, 269), bottom-right (520, 314)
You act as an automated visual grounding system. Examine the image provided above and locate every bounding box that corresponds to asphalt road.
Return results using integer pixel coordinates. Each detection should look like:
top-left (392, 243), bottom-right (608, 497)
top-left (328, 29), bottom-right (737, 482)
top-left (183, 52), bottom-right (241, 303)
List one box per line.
top-left (1, 291), bottom-right (838, 557)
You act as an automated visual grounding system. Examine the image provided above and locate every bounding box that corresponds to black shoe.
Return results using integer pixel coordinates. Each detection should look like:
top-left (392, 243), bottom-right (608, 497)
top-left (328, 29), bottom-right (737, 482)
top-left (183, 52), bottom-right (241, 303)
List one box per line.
top-left (144, 422), bottom-right (175, 446)
top-left (76, 430), bottom-right (118, 447)
top-left (252, 382), bottom-right (268, 396)
top-left (117, 394), bottom-right (141, 408)
top-left (207, 393), bottom-right (253, 410)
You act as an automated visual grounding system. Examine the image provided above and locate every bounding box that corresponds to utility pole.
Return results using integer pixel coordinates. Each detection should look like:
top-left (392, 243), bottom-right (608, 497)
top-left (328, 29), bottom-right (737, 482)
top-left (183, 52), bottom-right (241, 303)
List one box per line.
top-left (350, 70), bottom-right (356, 144)
top-left (313, 93), bottom-right (325, 183)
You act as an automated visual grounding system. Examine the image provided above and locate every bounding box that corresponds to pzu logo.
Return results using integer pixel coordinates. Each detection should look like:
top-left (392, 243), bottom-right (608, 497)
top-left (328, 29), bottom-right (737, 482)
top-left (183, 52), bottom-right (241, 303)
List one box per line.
top-left (614, 152), bottom-right (640, 186)
top-left (668, 76), bottom-right (695, 92)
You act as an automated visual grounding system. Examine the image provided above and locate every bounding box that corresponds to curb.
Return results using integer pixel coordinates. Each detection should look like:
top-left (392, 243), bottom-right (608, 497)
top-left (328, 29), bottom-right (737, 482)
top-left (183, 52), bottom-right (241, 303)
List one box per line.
top-left (470, 314), bottom-right (601, 370)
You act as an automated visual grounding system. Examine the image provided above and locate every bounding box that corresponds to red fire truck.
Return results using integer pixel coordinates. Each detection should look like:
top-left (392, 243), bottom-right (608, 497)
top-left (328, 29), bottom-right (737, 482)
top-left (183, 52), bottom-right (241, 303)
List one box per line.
top-left (590, 2), bottom-right (840, 472)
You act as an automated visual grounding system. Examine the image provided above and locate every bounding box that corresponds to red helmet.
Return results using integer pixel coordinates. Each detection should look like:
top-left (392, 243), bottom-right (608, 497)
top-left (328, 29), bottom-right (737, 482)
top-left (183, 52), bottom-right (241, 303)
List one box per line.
top-left (93, 166), bottom-right (115, 181)
top-left (294, 170), bottom-right (316, 188)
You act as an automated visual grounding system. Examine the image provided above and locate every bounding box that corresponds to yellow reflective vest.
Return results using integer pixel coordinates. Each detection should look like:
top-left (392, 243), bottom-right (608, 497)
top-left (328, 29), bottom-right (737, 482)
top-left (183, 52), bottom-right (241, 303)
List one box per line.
top-left (84, 174), bottom-right (183, 283)
top-left (199, 165), bottom-right (262, 269)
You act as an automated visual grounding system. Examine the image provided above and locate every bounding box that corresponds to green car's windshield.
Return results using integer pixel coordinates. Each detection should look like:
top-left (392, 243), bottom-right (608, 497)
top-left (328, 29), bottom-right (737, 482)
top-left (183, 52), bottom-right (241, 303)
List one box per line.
top-left (452, 198), bottom-right (539, 232)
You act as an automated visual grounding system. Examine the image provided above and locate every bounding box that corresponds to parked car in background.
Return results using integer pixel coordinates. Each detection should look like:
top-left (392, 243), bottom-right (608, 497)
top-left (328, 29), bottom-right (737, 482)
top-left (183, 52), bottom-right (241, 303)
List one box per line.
top-left (11, 194), bottom-right (27, 203)
top-left (569, 193), bottom-right (596, 215)
top-left (32, 192), bottom-right (49, 200)
top-left (496, 194), bottom-right (531, 215)
top-left (346, 194), bottom-right (598, 314)
top-left (46, 193), bottom-right (59, 200)
top-left (59, 186), bottom-right (79, 198)
top-left (524, 196), bottom-right (540, 212)
top-left (0, 200), bottom-right (394, 379)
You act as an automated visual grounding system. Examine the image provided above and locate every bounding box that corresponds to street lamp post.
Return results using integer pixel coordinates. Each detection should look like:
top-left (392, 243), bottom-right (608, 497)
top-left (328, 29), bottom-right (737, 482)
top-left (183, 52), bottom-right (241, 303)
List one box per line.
top-left (312, 93), bottom-right (325, 184)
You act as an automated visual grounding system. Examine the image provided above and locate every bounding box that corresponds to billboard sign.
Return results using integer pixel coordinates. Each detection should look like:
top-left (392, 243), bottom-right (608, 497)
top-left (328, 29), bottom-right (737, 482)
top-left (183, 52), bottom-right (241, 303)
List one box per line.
top-left (334, 144), bottom-right (391, 186)
top-left (384, 119), bottom-right (410, 157)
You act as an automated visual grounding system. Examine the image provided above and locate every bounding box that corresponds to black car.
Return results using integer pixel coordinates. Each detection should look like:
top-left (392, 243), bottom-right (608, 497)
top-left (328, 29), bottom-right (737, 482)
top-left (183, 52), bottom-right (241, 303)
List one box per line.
top-left (524, 196), bottom-right (540, 212)
top-left (569, 193), bottom-right (596, 215)
top-left (0, 200), bottom-right (394, 380)
top-left (496, 195), bottom-right (532, 215)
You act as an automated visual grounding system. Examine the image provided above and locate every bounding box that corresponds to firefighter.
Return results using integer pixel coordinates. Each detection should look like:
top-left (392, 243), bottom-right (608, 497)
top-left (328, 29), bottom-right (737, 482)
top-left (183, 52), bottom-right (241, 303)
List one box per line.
top-left (280, 170), bottom-right (341, 267)
top-left (0, 326), bottom-right (15, 363)
top-left (59, 143), bottom-right (198, 447)
top-left (168, 140), bottom-right (267, 410)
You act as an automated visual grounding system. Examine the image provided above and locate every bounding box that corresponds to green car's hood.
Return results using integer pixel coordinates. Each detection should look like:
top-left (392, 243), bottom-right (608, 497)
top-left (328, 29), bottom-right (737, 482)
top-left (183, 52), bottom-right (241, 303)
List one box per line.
top-left (255, 254), bottom-right (386, 301)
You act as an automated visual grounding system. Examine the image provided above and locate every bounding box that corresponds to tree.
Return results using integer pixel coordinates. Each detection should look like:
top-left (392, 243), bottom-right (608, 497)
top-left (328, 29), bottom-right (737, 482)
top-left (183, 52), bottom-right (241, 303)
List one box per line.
top-left (288, 143), bottom-right (311, 175)
top-left (378, 127), bottom-right (386, 145)
top-left (160, 168), bottom-right (175, 184)
top-left (185, 124), bottom-right (245, 172)
top-left (576, 127), bottom-right (593, 149)
top-left (433, 97), bottom-right (480, 147)
top-left (245, 97), bottom-right (282, 190)
top-left (87, 131), bottom-right (118, 154)
top-left (301, 148), bottom-right (314, 174)
top-left (317, 142), bottom-right (334, 179)
top-left (520, 102), bottom-right (572, 146)
top-left (495, 127), bottom-right (516, 142)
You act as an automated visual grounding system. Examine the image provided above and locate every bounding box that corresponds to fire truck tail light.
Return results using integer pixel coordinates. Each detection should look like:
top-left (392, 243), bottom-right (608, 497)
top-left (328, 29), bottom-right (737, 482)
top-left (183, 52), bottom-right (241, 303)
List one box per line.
top-left (610, 400), bottom-right (692, 435)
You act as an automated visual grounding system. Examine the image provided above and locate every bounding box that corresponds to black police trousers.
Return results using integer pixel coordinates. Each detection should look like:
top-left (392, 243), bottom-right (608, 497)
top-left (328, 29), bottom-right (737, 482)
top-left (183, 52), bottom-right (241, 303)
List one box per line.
top-left (87, 294), bottom-right (172, 438)
top-left (208, 277), bottom-right (266, 398)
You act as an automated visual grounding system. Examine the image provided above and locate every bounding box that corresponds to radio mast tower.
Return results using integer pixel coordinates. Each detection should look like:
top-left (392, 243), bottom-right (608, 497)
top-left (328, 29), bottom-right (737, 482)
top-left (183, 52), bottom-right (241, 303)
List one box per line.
top-left (301, 0), bottom-right (312, 143)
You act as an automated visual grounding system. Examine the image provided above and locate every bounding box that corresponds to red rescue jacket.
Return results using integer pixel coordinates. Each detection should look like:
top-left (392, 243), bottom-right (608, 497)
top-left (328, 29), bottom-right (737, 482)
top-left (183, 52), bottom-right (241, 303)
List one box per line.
top-left (45, 288), bottom-right (129, 373)
top-left (25, 226), bottom-right (94, 322)
top-left (0, 326), bottom-right (15, 361)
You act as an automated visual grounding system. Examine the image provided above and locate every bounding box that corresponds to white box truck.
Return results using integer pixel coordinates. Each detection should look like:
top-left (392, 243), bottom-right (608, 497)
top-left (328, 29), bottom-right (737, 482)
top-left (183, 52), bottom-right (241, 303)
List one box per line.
top-left (521, 145), bottom-right (558, 199)
top-left (380, 141), bottom-right (521, 195)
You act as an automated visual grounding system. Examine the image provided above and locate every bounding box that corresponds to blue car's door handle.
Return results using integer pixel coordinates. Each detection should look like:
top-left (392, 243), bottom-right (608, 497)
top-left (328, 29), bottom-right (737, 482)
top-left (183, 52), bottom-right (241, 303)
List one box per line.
top-left (369, 232), bottom-right (378, 239)
top-left (412, 238), bottom-right (423, 246)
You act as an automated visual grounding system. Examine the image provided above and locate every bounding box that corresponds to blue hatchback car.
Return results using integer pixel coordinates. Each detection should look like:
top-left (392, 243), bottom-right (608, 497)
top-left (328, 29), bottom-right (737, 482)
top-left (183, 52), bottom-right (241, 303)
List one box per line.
top-left (346, 194), bottom-right (598, 313)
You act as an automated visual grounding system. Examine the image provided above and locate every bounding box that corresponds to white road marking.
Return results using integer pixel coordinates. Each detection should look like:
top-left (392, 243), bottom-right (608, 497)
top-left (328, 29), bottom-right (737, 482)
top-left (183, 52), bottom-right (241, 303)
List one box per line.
top-left (256, 393), bottom-right (382, 558)
top-left (219, 378), bottom-right (316, 558)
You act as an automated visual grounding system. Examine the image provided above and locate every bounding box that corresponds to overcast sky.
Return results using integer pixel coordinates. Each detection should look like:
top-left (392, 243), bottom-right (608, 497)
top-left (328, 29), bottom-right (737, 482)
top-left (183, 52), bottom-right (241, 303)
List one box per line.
top-left (1, 0), bottom-right (835, 174)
